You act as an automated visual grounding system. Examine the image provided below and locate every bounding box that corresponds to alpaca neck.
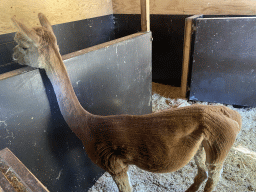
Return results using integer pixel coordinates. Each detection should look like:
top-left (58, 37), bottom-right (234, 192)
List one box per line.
top-left (44, 47), bottom-right (92, 135)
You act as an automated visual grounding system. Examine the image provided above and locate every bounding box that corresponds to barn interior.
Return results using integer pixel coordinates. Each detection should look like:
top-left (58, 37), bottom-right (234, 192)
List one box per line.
top-left (0, 0), bottom-right (256, 191)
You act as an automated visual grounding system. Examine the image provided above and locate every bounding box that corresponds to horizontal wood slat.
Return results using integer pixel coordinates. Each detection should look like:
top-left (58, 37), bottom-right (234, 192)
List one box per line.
top-left (113, 0), bottom-right (256, 15)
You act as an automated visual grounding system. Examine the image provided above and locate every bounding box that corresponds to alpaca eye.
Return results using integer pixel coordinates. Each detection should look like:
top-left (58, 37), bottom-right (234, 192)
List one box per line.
top-left (22, 47), bottom-right (28, 51)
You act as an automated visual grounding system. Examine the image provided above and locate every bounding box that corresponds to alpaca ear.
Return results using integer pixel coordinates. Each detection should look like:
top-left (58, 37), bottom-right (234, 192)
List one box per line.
top-left (38, 13), bottom-right (54, 34)
top-left (12, 16), bottom-right (40, 46)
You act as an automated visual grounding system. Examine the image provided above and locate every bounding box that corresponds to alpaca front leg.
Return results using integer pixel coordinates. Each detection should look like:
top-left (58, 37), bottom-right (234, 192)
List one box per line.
top-left (111, 169), bottom-right (132, 192)
top-left (186, 145), bottom-right (208, 192)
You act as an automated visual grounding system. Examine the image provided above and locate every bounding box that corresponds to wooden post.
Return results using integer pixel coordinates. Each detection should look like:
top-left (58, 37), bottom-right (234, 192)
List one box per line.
top-left (181, 15), bottom-right (202, 98)
top-left (141, 0), bottom-right (150, 32)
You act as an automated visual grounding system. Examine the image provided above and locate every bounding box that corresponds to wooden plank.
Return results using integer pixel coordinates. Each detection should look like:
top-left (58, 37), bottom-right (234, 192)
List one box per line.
top-left (183, 0), bottom-right (256, 15)
top-left (197, 16), bottom-right (256, 21)
top-left (113, 0), bottom-right (256, 15)
top-left (0, 0), bottom-right (113, 35)
top-left (0, 148), bottom-right (50, 192)
top-left (140, 0), bottom-right (150, 32)
top-left (181, 15), bottom-right (202, 98)
top-left (0, 172), bottom-right (16, 192)
top-left (113, 0), bottom-right (183, 14)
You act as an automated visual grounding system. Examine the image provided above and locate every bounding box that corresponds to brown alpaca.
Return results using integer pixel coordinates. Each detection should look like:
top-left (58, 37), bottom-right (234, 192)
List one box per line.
top-left (12, 13), bottom-right (242, 192)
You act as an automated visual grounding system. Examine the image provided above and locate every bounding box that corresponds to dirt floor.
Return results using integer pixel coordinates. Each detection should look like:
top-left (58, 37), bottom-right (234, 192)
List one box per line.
top-left (89, 83), bottom-right (256, 192)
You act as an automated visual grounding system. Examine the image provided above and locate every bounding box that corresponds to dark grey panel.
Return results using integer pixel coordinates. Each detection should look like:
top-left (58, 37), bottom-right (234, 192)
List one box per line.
top-left (65, 32), bottom-right (152, 115)
top-left (113, 14), bottom-right (141, 38)
top-left (114, 14), bottom-right (191, 86)
top-left (0, 15), bottom-right (117, 73)
top-left (0, 62), bottom-right (25, 74)
top-left (150, 15), bottom-right (190, 86)
top-left (0, 33), bottom-right (15, 44)
top-left (53, 15), bottom-right (116, 56)
top-left (2, 14), bottom-right (190, 86)
top-left (0, 68), bottom-right (100, 192)
top-left (190, 17), bottom-right (256, 107)
top-left (0, 41), bottom-right (16, 66)
top-left (0, 32), bottom-right (152, 191)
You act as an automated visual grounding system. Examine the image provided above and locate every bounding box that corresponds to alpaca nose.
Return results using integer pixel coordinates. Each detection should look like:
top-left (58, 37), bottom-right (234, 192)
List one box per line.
top-left (13, 50), bottom-right (19, 60)
top-left (12, 45), bottom-right (25, 64)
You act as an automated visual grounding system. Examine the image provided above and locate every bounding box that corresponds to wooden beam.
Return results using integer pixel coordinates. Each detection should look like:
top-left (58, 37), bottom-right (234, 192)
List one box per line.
top-left (113, 0), bottom-right (256, 15)
top-left (0, 172), bottom-right (16, 192)
top-left (141, 0), bottom-right (150, 32)
top-left (0, 148), bottom-right (50, 192)
top-left (1, 0), bottom-right (113, 35)
top-left (181, 15), bottom-right (202, 98)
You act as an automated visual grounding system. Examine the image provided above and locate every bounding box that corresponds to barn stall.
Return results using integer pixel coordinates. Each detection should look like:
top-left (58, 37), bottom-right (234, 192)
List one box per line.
top-left (1, 0), bottom-right (256, 191)
top-left (0, 1), bottom-right (151, 191)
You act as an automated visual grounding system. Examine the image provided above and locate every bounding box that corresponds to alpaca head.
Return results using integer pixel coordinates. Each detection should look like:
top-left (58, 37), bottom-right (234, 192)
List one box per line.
top-left (12, 13), bottom-right (59, 69)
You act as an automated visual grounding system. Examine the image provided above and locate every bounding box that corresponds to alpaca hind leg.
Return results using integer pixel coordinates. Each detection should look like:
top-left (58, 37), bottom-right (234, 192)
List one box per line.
top-left (186, 145), bottom-right (208, 192)
top-left (111, 167), bottom-right (132, 192)
top-left (203, 163), bottom-right (223, 192)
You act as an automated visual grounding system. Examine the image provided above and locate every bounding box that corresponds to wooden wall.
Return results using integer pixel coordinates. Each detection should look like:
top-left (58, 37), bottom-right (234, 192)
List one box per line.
top-left (2, 0), bottom-right (256, 35)
top-left (113, 0), bottom-right (256, 15)
top-left (0, 0), bottom-right (113, 35)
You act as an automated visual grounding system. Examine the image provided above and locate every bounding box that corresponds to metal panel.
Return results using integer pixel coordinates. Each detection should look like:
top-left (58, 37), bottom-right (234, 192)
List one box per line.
top-left (190, 16), bottom-right (256, 107)
top-left (52, 15), bottom-right (116, 56)
top-left (65, 32), bottom-right (152, 116)
top-left (0, 32), bottom-right (152, 191)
